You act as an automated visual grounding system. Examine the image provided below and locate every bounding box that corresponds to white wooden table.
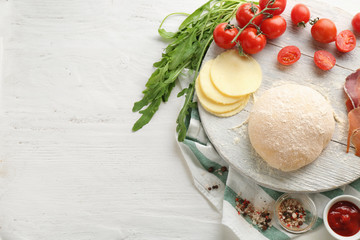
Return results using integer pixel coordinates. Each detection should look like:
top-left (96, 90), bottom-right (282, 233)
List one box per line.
top-left (0, 0), bottom-right (357, 239)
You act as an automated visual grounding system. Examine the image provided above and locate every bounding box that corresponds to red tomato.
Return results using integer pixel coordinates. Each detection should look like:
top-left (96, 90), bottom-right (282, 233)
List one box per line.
top-left (277, 46), bottom-right (301, 65)
top-left (236, 3), bottom-right (263, 28)
top-left (238, 27), bottom-right (266, 54)
top-left (291, 3), bottom-right (310, 27)
top-left (259, 0), bottom-right (287, 16)
top-left (260, 15), bottom-right (287, 39)
top-left (352, 13), bottom-right (360, 33)
top-left (336, 30), bottom-right (356, 53)
top-left (213, 23), bottom-right (239, 49)
top-left (311, 18), bottom-right (337, 43)
top-left (314, 50), bottom-right (336, 71)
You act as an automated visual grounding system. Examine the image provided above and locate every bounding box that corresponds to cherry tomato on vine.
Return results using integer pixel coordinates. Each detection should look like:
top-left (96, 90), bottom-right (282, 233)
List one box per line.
top-left (314, 50), bottom-right (336, 71)
top-left (213, 22), bottom-right (239, 49)
top-left (335, 30), bottom-right (356, 53)
top-left (259, 0), bottom-right (287, 16)
top-left (260, 15), bottom-right (287, 39)
top-left (238, 27), bottom-right (266, 54)
top-left (311, 18), bottom-right (337, 43)
top-left (352, 13), bottom-right (360, 33)
top-left (291, 3), bottom-right (310, 27)
top-left (236, 3), bottom-right (263, 28)
top-left (277, 46), bottom-right (301, 65)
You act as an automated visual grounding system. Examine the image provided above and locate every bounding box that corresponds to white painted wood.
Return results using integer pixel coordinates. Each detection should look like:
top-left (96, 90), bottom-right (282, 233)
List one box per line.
top-left (0, 0), bottom-right (357, 239)
top-left (199, 0), bottom-right (360, 193)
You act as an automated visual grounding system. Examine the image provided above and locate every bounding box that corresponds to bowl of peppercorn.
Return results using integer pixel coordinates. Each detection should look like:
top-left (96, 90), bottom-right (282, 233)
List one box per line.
top-left (274, 193), bottom-right (318, 233)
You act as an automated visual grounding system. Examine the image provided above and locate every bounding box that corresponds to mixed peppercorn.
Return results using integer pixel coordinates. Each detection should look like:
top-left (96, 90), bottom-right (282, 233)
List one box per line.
top-left (206, 165), bottom-right (272, 230)
top-left (278, 198), bottom-right (306, 230)
top-left (206, 165), bottom-right (228, 191)
top-left (208, 166), bottom-right (228, 175)
top-left (235, 197), bottom-right (272, 231)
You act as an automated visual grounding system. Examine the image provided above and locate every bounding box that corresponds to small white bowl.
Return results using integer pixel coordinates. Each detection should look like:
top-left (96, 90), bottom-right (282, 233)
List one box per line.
top-left (323, 195), bottom-right (360, 240)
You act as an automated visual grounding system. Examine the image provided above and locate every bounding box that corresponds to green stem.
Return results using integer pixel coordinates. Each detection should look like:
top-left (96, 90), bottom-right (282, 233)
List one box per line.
top-left (176, 35), bottom-right (214, 141)
top-left (159, 12), bottom-right (190, 29)
top-left (231, 4), bottom-right (279, 43)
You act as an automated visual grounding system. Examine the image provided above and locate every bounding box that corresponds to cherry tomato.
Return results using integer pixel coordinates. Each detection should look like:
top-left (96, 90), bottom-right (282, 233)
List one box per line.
top-left (236, 3), bottom-right (263, 28)
top-left (311, 18), bottom-right (337, 43)
top-left (277, 46), bottom-right (301, 65)
top-left (291, 3), bottom-right (310, 27)
top-left (213, 23), bottom-right (239, 49)
top-left (314, 50), bottom-right (336, 71)
top-left (260, 15), bottom-right (287, 39)
top-left (238, 27), bottom-right (266, 54)
top-left (259, 0), bottom-right (287, 16)
top-left (335, 30), bottom-right (356, 53)
top-left (352, 13), bottom-right (360, 33)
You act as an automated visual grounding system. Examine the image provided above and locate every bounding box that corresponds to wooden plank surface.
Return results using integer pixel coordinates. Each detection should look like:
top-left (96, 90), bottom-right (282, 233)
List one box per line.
top-left (0, 0), bottom-right (235, 239)
top-left (0, 0), bottom-right (358, 239)
top-left (199, 0), bottom-right (360, 193)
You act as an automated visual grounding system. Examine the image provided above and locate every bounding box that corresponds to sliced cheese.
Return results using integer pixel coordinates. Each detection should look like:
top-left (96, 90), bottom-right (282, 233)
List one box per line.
top-left (199, 59), bottom-right (244, 105)
top-left (196, 76), bottom-right (250, 115)
top-left (210, 49), bottom-right (262, 97)
top-left (210, 99), bottom-right (250, 117)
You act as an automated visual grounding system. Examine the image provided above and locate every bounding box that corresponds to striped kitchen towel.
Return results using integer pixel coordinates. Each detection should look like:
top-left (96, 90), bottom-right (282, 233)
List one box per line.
top-left (177, 105), bottom-right (360, 240)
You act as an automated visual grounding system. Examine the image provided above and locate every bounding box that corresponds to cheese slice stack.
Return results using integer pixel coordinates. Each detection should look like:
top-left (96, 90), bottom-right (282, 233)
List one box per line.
top-left (196, 49), bottom-right (262, 117)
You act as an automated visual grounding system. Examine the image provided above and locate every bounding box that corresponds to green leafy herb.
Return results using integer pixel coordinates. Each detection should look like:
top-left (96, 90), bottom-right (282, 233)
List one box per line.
top-left (132, 0), bottom-right (249, 141)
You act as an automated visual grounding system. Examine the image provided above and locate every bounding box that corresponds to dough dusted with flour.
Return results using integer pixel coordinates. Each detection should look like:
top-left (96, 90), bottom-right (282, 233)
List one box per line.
top-left (248, 84), bottom-right (335, 172)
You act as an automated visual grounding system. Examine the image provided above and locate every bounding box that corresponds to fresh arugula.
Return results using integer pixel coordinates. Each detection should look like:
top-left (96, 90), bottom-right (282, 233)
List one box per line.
top-left (132, 0), bottom-right (249, 141)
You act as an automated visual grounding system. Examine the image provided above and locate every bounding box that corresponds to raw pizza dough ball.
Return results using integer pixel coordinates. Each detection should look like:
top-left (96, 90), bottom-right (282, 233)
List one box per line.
top-left (248, 84), bottom-right (335, 172)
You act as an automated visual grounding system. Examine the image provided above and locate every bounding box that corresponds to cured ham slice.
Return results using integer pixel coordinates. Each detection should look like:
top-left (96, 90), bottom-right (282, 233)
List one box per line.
top-left (345, 69), bottom-right (360, 155)
top-left (352, 129), bottom-right (360, 156)
top-left (346, 97), bottom-right (354, 113)
top-left (347, 107), bottom-right (360, 153)
top-left (344, 69), bottom-right (360, 109)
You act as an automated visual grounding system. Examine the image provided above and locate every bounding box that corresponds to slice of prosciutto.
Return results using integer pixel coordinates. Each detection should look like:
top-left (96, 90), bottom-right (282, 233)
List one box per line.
top-left (352, 129), bottom-right (360, 156)
top-left (345, 69), bottom-right (360, 154)
top-left (347, 99), bottom-right (360, 153)
top-left (346, 97), bottom-right (354, 113)
top-left (344, 69), bottom-right (360, 109)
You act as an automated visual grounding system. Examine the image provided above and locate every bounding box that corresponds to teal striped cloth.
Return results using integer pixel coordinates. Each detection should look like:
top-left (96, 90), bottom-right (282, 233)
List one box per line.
top-left (177, 104), bottom-right (360, 240)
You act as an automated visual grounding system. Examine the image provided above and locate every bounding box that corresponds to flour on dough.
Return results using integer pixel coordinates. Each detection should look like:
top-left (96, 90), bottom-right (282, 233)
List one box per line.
top-left (248, 84), bottom-right (335, 172)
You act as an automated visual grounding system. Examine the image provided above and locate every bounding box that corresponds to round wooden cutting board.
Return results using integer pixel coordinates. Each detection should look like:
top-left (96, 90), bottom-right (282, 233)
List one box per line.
top-left (198, 0), bottom-right (360, 192)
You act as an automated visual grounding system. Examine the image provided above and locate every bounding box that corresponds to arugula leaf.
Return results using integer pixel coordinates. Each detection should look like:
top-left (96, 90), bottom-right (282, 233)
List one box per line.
top-left (178, 1), bottom-right (211, 31)
top-left (132, 0), bottom-right (246, 141)
top-left (132, 99), bottom-right (162, 131)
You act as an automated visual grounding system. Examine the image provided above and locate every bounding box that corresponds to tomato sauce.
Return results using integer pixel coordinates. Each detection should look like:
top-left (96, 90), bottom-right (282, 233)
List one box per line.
top-left (328, 201), bottom-right (360, 237)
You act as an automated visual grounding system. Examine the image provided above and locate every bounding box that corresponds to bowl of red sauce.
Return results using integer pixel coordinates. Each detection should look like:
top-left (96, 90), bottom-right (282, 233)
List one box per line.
top-left (323, 195), bottom-right (360, 239)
